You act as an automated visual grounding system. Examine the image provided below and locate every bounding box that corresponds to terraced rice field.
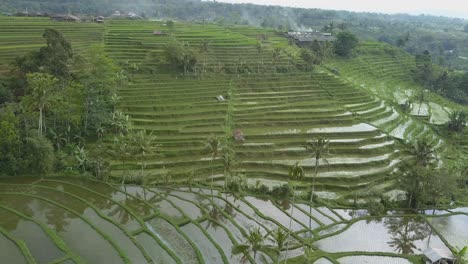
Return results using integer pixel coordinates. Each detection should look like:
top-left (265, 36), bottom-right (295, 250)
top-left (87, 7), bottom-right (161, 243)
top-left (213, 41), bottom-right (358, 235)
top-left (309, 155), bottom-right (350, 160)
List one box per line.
top-left (99, 20), bottom-right (441, 198)
top-left (0, 17), bottom-right (104, 75)
top-left (0, 177), bottom-right (467, 263)
top-left (0, 17), bottom-right (462, 195)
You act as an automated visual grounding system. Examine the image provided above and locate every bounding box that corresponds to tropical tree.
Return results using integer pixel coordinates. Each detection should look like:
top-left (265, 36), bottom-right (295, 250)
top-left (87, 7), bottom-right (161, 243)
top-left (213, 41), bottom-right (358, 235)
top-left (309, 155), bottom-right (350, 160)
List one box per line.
top-left (165, 40), bottom-right (198, 74)
top-left (256, 41), bottom-right (264, 72)
top-left (110, 135), bottom-right (134, 184)
top-left (414, 89), bottom-right (426, 116)
top-left (334, 31), bottom-right (358, 57)
top-left (73, 145), bottom-right (88, 174)
top-left (131, 130), bottom-right (158, 177)
top-left (22, 130), bottom-right (55, 177)
top-left (25, 73), bottom-right (59, 136)
top-left (447, 110), bottom-right (466, 132)
top-left (232, 227), bottom-right (265, 262)
top-left (200, 39), bottom-right (211, 74)
top-left (269, 227), bottom-right (287, 260)
top-left (305, 136), bottom-right (330, 229)
top-left (206, 135), bottom-right (221, 199)
top-left (300, 49), bottom-right (316, 71)
top-left (222, 150), bottom-right (237, 190)
top-left (111, 111), bottom-right (130, 135)
top-left (40, 28), bottom-right (73, 78)
top-left (0, 111), bottom-right (21, 175)
top-left (410, 139), bottom-right (436, 167)
top-left (272, 47), bottom-right (284, 69)
top-left (285, 162), bottom-right (304, 263)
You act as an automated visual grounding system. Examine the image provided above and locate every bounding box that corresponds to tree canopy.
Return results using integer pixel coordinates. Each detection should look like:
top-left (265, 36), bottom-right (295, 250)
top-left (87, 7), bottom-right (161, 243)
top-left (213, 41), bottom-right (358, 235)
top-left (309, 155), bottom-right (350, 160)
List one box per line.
top-left (334, 31), bottom-right (359, 57)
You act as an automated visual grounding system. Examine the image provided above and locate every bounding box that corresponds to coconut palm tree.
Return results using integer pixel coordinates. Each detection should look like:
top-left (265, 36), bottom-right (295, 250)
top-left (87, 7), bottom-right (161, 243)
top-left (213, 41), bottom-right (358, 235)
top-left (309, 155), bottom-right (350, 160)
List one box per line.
top-left (304, 136), bottom-right (330, 229)
top-left (206, 135), bottom-right (221, 199)
top-left (285, 162), bottom-right (304, 263)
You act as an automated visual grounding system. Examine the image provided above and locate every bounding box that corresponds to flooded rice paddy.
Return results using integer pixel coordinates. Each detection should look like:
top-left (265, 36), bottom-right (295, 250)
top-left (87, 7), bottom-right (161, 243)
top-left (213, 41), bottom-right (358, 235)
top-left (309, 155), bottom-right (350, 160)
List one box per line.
top-left (0, 177), bottom-right (466, 263)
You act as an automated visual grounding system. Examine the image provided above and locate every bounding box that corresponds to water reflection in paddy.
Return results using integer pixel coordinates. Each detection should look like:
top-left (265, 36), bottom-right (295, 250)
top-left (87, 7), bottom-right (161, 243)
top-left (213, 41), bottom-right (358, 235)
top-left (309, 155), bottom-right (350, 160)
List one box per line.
top-left (0, 207), bottom-right (64, 263)
top-left (315, 217), bottom-right (448, 254)
top-left (429, 214), bottom-right (468, 249)
top-left (35, 181), bottom-right (142, 231)
top-left (0, 232), bottom-right (27, 264)
top-left (0, 194), bottom-right (124, 264)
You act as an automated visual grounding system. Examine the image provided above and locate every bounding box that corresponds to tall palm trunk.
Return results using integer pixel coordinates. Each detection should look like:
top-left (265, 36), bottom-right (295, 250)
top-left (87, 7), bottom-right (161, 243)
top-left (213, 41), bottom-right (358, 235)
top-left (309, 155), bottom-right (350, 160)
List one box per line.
top-left (285, 184), bottom-right (296, 264)
top-left (211, 158), bottom-right (214, 202)
top-left (38, 107), bottom-right (43, 136)
top-left (310, 157), bottom-right (319, 230)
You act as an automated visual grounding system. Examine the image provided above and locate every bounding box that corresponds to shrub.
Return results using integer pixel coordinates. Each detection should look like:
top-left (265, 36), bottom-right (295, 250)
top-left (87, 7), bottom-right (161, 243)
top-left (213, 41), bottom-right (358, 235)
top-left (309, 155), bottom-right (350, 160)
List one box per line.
top-left (448, 110), bottom-right (466, 132)
top-left (271, 184), bottom-right (291, 198)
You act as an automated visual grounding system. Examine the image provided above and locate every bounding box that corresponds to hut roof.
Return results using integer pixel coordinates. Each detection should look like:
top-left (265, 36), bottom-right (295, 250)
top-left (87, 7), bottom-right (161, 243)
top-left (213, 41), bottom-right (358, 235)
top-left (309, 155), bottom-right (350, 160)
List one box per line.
top-left (423, 247), bottom-right (456, 263)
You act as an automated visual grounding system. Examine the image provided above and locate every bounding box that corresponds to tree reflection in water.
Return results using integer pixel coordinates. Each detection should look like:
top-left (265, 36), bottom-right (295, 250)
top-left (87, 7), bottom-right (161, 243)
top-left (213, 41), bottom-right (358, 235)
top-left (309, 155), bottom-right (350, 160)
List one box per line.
top-left (384, 217), bottom-right (431, 254)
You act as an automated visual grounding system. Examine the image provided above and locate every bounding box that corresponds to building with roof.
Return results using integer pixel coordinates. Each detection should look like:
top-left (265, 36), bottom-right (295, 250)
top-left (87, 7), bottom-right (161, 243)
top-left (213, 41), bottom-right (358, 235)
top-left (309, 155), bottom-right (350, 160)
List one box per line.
top-left (287, 31), bottom-right (336, 47)
top-left (423, 247), bottom-right (457, 264)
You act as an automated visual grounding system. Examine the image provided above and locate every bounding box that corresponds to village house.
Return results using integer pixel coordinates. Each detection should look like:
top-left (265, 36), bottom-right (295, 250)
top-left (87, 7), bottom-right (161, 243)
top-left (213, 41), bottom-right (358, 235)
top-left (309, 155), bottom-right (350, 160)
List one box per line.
top-left (94, 16), bottom-right (105, 23)
top-left (49, 14), bottom-right (81, 22)
top-left (287, 31), bottom-right (336, 47)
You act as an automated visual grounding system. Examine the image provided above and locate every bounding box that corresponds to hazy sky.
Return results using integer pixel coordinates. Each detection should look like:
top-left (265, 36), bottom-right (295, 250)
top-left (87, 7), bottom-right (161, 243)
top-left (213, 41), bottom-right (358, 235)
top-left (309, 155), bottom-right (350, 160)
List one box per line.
top-left (216, 0), bottom-right (468, 19)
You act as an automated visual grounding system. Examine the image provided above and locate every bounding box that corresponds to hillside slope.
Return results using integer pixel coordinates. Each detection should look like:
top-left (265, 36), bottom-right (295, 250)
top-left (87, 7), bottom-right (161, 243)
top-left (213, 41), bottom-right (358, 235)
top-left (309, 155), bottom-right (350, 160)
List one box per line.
top-left (102, 21), bottom-right (418, 200)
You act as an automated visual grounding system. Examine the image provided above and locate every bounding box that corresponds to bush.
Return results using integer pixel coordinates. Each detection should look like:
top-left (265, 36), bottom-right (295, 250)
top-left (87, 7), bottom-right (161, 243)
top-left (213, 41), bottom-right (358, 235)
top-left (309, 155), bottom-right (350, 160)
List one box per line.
top-left (271, 184), bottom-right (291, 198)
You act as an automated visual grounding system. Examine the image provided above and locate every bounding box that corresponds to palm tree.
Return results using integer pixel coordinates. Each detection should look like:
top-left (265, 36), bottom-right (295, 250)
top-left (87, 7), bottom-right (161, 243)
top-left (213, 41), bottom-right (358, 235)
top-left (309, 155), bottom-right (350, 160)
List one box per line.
top-left (206, 135), bottom-right (221, 199)
top-left (285, 162), bottom-right (304, 264)
top-left (111, 111), bottom-right (130, 135)
top-left (73, 145), bottom-right (88, 174)
top-left (410, 139), bottom-right (435, 167)
top-left (200, 39), bottom-right (210, 74)
top-left (232, 227), bottom-right (265, 263)
top-left (26, 73), bottom-right (59, 136)
top-left (414, 89), bottom-right (426, 116)
top-left (111, 135), bottom-right (134, 184)
top-left (110, 93), bottom-right (121, 112)
top-left (304, 136), bottom-right (330, 229)
top-left (222, 151), bottom-right (236, 189)
top-left (256, 41), bottom-right (264, 72)
top-left (131, 130), bottom-right (158, 177)
top-left (269, 227), bottom-right (287, 258)
top-left (272, 47), bottom-right (284, 69)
